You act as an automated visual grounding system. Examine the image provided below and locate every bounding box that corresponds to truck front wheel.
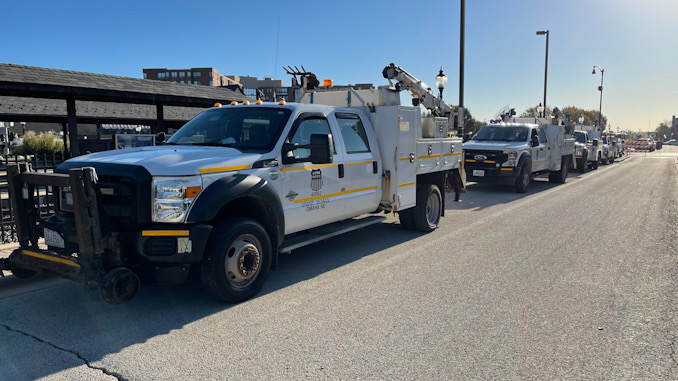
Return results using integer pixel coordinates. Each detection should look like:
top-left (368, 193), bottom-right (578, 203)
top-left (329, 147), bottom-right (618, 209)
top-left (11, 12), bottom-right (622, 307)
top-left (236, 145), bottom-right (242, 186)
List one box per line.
top-left (578, 152), bottom-right (588, 173)
top-left (413, 184), bottom-right (442, 232)
top-left (515, 163), bottom-right (530, 193)
top-left (201, 218), bottom-right (272, 303)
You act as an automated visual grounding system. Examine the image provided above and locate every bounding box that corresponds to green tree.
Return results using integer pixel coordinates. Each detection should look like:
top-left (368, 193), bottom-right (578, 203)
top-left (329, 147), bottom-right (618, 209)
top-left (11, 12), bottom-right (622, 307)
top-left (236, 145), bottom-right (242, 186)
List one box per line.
top-left (655, 121), bottom-right (672, 141)
top-left (520, 104), bottom-right (553, 118)
top-left (560, 106), bottom-right (607, 128)
top-left (453, 106), bottom-right (485, 136)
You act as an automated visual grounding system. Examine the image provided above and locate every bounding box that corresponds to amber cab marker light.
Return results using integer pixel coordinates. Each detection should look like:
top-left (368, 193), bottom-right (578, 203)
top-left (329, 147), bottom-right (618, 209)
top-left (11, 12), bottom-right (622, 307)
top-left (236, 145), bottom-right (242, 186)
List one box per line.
top-left (243, 100), bottom-right (250, 105)
top-left (214, 102), bottom-right (222, 107)
top-left (323, 79), bottom-right (333, 87)
top-left (278, 100), bottom-right (286, 105)
top-left (186, 186), bottom-right (201, 198)
top-left (255, 100), bottom-right (262, 105)
top-left (230, 101), bottom-right (237, 105)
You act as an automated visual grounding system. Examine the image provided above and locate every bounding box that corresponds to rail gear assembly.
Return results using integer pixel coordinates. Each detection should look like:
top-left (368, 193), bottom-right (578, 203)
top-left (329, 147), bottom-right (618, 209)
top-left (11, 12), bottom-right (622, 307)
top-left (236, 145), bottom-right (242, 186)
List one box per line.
top-left (1, 64), bottom-right (466, 304)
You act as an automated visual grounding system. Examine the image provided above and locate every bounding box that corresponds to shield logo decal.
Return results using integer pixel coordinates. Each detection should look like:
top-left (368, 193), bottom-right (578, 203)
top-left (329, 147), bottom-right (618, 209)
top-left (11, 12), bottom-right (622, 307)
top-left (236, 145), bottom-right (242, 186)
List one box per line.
top-left (474, 154), bottom-right (487, 161)
top-left (311, 169), bottom-right (323, 191)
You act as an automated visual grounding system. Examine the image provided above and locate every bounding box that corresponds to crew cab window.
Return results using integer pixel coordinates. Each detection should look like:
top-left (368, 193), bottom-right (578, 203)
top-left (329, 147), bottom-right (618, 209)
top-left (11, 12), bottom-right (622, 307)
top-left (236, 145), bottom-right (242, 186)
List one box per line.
top-left (290, 118), bottom-right (333, 160)
top-left (336, 113), bottom-right (370, 153)
top-left (167, 107), bottom-right (292, 152)
top-left (574, 132), bottom-right (586, 143)
top-left (537, 128), bottom-right (547, 143)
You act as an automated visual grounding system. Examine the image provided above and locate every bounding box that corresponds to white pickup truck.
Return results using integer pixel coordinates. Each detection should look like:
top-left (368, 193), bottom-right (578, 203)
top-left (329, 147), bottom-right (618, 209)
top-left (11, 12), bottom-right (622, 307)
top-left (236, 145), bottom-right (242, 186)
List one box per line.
top-left (2, 66), bottom-right (465, 304)
top-left (463, 116), bottom-right (575, 193)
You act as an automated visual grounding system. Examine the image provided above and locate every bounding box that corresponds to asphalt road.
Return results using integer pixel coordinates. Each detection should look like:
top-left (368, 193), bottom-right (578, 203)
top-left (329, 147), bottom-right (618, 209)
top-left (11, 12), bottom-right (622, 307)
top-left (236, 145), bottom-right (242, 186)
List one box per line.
top-left (1, 149), bottom-right (677, 380)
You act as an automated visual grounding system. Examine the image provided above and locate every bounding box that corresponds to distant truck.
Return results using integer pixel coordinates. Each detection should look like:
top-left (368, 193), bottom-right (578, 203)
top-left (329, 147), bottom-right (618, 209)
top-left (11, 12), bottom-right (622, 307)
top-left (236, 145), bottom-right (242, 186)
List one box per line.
top-left (573, 130), bottom-right (600, 172)
top-left (463, 114), bottom-right (575, 193)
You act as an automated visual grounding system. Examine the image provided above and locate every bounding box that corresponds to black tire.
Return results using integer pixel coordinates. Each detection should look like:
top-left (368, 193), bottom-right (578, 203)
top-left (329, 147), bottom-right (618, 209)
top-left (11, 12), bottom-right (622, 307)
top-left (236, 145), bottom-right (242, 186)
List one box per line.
top-left (550, 156), bottom-right (568, 183)
top-left (515, 162), bottom-right (530, 193)
top-left (9, 263), bottom-right (37, 279)
top-left (412, 184), bottom-right (442, 233)
top-left (201, 218), bottom-right (272, 303)
top-left (398, 208), bottom-right (415, 230)
top-left (578, 152), bottom-right (588, 173)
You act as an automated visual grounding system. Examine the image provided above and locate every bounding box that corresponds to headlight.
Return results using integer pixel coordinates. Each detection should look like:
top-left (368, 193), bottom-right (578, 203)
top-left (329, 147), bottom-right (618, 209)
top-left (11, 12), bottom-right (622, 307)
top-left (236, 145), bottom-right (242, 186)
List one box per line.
top-left (502, 151), bottom-right (517, 167)
top-left (152, 176), bottom-right (202, 223)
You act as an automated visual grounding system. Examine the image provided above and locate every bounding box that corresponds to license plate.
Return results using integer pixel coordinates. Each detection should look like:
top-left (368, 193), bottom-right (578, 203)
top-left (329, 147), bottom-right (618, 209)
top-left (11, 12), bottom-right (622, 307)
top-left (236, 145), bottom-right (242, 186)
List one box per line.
top-left (473, 170), bottom-right (485, 177)
top-left (44, 228), bottom-right (65, 249)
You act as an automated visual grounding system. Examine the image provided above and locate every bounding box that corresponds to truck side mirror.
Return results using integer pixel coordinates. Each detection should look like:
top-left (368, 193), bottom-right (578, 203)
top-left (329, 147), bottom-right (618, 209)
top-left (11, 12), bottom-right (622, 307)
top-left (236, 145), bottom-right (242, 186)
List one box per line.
top-left (309, 134), bottom-right (333, 164)
top-left (531, 136), bottom-right (539, 147)
top-left (155, 132), bottom-right (166, 144)
top-left (592, 139), bottom-right (599, 147)
top-left (462, 133), bottom-right (470, 143)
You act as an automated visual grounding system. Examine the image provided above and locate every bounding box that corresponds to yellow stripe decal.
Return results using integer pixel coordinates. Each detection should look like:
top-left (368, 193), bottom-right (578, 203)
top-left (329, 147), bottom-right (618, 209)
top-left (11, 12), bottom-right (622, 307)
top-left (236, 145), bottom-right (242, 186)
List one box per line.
top-left (466, 159), bottom-right (477, 162)
top-left (281, 163), bottom-right (338, 172)
top-left (483, 160), bottom-right (496, 163)
top-left (533, 159), bottom-right (550, 164)
top-left (501, 168), bottom-right (513, 171)
top-left (199, 165), bottom-right (250, 174)
top-left (22, 250), bottom-right (80, 268)
top-left (346, 160), bottom-right (372, 166)
top-left (399, 182), bottom-right (415, 188)
top-left (443, 152), bottom-right (462, 156)
top-left (399, 157), bottom-right (410, 161)
top-left (418, 155), bottom-right (440, 159)
top-left (293, 186), bottom-right (378, 204)
top-left (142, 230), bottom-right (190, 237)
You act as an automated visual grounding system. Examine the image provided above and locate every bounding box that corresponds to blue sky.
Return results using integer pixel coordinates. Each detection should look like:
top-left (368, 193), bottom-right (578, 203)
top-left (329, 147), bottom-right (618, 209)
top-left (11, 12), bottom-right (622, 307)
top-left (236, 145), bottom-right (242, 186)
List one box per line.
top-left (2, 0), bottom-right (676, 131)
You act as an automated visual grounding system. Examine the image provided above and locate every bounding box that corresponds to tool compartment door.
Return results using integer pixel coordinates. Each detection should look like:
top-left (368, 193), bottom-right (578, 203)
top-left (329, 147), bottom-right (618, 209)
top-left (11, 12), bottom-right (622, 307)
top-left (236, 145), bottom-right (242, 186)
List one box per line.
top-left (369, 106), bottom-right (417, 211)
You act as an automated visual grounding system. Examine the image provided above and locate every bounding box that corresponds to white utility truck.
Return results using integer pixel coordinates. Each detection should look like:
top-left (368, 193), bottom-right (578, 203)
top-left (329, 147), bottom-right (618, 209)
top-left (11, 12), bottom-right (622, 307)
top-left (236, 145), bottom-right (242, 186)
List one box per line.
top-left (463, 111), bottom-right (575, 193)
top-left (1, 64), bottom-right (465, 304)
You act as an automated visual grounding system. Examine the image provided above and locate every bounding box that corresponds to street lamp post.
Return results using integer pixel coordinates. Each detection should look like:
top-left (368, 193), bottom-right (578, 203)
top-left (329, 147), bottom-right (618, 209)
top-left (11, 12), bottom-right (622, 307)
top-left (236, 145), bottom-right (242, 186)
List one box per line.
top-left (592, 65), bottom-right (604, 130)
top-left (435, 67), bottom-right (447, 102)
top-left (536, 30), bottom-right (549, 115)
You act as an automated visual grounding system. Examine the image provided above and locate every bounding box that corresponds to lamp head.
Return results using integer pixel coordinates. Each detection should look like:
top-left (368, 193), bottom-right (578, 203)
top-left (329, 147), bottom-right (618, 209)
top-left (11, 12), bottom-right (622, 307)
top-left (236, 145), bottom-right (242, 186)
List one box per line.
top-left (435, 67), bottom-right (447, 90)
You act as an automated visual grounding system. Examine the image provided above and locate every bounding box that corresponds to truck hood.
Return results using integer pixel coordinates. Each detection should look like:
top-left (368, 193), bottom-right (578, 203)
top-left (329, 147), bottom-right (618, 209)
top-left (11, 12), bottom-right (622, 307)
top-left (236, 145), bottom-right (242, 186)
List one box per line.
top-left (463, 141), bottom-right (527, 151)
top-left (66, 145), bottom-right (263, 176)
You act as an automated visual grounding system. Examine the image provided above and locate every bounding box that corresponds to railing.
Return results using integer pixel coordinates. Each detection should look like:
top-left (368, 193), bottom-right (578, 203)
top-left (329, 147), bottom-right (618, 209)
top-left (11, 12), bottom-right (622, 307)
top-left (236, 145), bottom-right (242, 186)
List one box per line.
top-left (0, 152), bottom-right (66, 243)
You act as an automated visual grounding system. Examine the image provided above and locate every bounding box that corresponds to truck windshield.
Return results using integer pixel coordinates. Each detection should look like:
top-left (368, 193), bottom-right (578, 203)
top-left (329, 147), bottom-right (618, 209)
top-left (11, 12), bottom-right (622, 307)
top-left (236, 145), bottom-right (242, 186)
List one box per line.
top-left (472, 126), bottom-right (529, 142)
top-left (167, 107), bottom-right (292, 152)
top-left (574, 132), bottom-right (586, 143)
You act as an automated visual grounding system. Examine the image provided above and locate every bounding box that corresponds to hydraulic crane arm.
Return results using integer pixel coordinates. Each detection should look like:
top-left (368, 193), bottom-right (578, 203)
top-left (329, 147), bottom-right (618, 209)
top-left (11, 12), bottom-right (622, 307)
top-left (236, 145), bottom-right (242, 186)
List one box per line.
top-left (382, 63), bottom-right (455, 117)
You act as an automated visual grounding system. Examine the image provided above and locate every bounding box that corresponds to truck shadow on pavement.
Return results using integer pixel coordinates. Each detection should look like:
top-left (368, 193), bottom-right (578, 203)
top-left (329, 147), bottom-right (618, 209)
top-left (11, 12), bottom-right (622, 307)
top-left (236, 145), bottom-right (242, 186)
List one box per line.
top-left (446, 176), bottom-right (566, 211)
top-left (0, 218), bottom-right (422, 380)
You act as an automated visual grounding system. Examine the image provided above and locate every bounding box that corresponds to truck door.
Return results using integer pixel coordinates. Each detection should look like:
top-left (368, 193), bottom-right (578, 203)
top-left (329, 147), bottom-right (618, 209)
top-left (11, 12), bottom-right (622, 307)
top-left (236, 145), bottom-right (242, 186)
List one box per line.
top-left (280, 113), bottom-right (346, 234)
top-left (333, 112), bottom-right (381, 218)
top-left (533, 127), bottom-right (550, 171)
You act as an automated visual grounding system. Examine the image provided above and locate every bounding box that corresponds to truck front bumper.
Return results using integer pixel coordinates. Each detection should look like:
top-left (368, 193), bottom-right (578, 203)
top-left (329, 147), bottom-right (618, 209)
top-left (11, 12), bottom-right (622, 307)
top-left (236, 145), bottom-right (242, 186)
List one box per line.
top-left (465, 166), bottom-right (517, 185)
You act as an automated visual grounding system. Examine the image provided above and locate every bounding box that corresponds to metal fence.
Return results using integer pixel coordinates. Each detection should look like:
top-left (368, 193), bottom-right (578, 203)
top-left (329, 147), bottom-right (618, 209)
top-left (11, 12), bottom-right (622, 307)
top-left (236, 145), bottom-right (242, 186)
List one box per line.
top-left (0, 152), bottom-right (66, 243)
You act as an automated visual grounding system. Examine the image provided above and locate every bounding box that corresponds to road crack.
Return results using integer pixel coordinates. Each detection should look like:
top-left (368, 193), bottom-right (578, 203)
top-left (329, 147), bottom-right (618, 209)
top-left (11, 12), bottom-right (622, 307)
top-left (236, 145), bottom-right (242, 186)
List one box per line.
top-left (1, 324), bottom-right (126, 380)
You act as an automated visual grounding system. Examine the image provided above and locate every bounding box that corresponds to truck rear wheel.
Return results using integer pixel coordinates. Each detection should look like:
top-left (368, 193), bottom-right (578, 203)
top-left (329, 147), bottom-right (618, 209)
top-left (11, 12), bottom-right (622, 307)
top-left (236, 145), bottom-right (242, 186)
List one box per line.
top-left (201, 218), bottom-right (272, 303)
top-left (549, 156), bottom-right (568, 184)
top-left (412, 184), bottom-right (442, 232)
top-left (515, 163), bottom-right (530, 193)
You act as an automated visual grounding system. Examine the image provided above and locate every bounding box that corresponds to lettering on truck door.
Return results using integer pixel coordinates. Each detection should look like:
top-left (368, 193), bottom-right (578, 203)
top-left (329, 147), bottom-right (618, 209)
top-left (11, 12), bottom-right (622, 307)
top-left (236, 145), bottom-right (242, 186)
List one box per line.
top-left (280, 113), bottom-right (346, 234)
top-left (334, 112), bottom-right (380, 218)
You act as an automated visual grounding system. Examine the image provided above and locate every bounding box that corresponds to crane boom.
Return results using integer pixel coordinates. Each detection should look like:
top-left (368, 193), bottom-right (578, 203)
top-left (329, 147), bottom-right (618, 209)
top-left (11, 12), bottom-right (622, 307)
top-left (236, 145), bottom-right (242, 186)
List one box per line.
top-left (382, 63), bottom-right (455, 118)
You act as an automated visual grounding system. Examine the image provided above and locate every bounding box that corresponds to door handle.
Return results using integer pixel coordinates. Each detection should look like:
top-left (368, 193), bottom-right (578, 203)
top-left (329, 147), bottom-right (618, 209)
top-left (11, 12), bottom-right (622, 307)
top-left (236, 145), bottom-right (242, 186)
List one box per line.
top-left (372, 161), bottom-right (378, 174)
top-left (338, 164), bottom-right (344, 178)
